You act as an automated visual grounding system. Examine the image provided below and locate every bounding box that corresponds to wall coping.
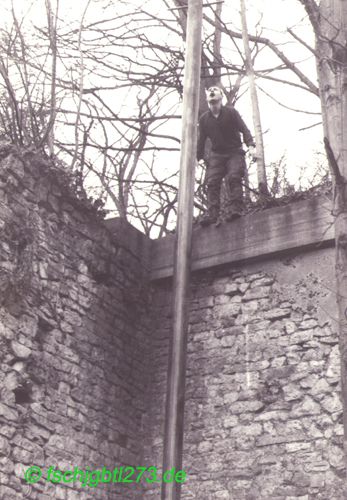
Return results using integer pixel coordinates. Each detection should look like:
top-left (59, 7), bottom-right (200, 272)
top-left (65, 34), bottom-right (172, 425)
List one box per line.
top-left (103, 217), bottom-right (152, 272)
top-left (149, 196), bottom-right (335, 280)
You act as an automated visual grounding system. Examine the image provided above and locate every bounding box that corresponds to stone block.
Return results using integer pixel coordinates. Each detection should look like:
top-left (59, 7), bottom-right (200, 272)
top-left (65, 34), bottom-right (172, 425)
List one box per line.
top-left (292, 396), bottom-right (321, 416)
top-left (229, 400), bottom-right (265, 414)
top-left (242, 286), bottom-right (271, 301)
top-left (264, 308), bottom-right (291, 320)
top-left (10, 341), bottom-right (31, 359)
top-left (320, 394), bottom-right (343, 415)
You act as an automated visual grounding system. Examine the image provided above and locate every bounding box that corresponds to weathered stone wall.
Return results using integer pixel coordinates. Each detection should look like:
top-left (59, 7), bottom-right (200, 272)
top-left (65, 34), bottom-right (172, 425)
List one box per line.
top-left (0, 146), bottom-right (152, 499)
top-left (143, 248), bottom-right (345, 499)
top-left (0, 145), bottom-right (345, 500)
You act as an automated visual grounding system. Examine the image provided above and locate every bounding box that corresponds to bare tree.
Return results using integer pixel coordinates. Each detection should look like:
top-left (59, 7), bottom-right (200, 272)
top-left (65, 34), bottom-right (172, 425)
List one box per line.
top-left (297, 0), bottom-right (347, 475)
top-left (0, 0), bottom-right (333, 237)
top-left (240, 0), bottom-right (268, 195)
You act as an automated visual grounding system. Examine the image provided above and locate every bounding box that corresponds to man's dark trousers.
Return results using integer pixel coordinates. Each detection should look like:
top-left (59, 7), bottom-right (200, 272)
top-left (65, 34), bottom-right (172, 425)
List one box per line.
top-left (204, 149), bottom-right (246, 219)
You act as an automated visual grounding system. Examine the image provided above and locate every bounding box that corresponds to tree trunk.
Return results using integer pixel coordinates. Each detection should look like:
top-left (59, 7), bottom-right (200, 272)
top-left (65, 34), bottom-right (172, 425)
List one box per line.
top-left (310, 0), bottom-right (347, 478)
top-left (212, 1), bottom-right (223, 82)
top-left (240, 0), bottom-right (268, 196)
top-left (243, 162), bottom-right (251, 203)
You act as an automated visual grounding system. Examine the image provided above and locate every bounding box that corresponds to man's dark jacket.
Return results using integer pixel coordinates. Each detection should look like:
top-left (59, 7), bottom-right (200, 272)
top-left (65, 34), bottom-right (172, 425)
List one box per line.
top-left (197, 105), bottom-right (255, 161)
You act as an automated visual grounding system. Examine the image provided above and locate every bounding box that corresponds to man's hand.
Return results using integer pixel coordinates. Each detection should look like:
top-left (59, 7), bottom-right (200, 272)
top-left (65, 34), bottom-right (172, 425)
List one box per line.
top-left (198, 159), bottom-right (206, 168)
top-left (248, 146), bottom-right (257, 162)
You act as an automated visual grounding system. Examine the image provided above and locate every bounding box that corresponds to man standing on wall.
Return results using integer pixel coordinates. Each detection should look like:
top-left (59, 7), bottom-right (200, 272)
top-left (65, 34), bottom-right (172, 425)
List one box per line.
top-left (197, 87), bottom-right (256, 226)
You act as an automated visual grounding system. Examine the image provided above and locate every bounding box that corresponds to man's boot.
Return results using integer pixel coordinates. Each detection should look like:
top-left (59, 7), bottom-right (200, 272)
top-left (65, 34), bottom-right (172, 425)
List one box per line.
top-left (225, 212), bottom-right (241, 222)
top-left (224, 201), bottom-right (243, 223)
top-left (200, 207), bottom-right (218, 227)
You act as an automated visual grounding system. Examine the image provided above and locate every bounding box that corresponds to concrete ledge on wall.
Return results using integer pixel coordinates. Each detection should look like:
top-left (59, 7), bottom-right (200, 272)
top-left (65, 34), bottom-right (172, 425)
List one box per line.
top-left (150, 196), bottom-right (335, 280)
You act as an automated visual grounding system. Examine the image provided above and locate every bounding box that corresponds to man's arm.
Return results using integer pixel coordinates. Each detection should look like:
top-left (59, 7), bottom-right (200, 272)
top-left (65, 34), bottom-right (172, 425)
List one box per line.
top-left (234, 109), bottom-right (255, 147)
top-left (196, 117), bottom-right (207, 161)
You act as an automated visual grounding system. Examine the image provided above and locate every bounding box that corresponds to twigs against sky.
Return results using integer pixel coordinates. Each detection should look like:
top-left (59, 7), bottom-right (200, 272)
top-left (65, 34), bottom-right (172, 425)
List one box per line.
top-left (0, 0), bottom-right (326, 236)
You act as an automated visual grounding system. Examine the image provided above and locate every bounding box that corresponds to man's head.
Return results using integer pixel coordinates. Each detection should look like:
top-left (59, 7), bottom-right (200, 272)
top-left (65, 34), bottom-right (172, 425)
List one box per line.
top-left (206, 86), bottom-right (223, 114)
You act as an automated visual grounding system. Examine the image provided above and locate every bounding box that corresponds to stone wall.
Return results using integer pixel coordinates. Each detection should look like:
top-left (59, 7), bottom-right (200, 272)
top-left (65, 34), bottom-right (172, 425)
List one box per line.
top-left (0, 146), bottom-right (152, 499)
top-left (143, 248), bottom-right (345, 499)
top-left (0, 145), bottom-right (345, 500)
